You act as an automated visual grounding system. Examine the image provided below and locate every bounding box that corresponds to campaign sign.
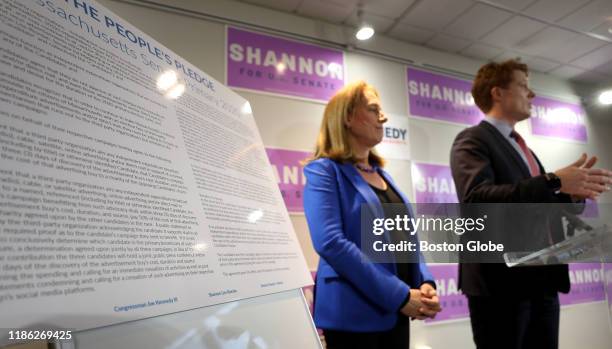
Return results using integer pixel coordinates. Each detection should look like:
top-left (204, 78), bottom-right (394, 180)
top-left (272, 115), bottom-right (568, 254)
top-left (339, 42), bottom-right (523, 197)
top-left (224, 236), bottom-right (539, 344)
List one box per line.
top-left (376, 114), bottom-right (410, 160)
top-left (426, 264), bottom-right (468, 323)
top-left (426, 263), bottom-right (606, 324)
top-left (560, 263), bottom-right (606, 306)
top-left (227, 27), bottom-right (345, 102)
top-left (407, 68), bottom-right (483, 125)
top-left (529, 96), bottom-right (587, 143)
top-left (266, 148), bottom-right (310, 213)
top-left (411, 162), bottom-right (458, 204)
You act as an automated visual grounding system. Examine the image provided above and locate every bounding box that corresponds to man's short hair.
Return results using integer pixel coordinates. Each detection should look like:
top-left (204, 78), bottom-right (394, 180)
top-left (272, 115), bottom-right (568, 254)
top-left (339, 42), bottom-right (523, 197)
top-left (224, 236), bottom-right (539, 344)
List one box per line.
top-left (471, 59), bottom-right (529, 113)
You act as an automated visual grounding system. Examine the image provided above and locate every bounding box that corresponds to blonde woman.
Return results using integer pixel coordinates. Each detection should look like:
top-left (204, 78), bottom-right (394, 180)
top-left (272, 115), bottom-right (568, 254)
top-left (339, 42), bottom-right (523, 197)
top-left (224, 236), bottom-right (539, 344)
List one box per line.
top-left (304, 81), bottom-right (441, 349)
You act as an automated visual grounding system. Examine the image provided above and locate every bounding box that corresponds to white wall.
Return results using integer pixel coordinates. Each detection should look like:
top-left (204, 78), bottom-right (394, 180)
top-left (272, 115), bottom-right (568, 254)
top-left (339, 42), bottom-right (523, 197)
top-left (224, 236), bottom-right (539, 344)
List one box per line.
top-left (99, 1), bottom-right (612, 348)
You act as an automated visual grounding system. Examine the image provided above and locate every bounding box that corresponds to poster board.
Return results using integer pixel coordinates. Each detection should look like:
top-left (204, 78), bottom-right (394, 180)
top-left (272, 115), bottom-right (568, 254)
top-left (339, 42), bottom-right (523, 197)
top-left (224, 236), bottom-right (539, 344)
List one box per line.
top-left (60, 289), bottom-right (321, 349)
top-left (0, 0), bottom-right (315, 346)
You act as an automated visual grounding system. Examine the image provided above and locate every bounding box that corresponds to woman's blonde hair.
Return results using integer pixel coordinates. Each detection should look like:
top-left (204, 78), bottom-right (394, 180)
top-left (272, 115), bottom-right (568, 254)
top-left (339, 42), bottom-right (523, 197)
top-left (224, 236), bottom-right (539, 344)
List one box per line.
top-left (307, 80), bottom-right (386, 167)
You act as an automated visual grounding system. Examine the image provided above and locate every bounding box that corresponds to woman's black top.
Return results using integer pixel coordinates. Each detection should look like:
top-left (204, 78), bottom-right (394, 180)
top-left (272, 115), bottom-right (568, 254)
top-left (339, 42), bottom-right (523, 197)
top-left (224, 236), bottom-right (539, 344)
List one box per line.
top-left (369, 180), bottom-right (413, 310)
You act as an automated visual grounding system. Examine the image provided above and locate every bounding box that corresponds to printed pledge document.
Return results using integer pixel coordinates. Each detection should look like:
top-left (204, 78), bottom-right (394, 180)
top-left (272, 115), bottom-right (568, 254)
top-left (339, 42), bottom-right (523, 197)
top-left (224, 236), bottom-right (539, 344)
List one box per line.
top-left (0, 0), bottom-right (311, 333)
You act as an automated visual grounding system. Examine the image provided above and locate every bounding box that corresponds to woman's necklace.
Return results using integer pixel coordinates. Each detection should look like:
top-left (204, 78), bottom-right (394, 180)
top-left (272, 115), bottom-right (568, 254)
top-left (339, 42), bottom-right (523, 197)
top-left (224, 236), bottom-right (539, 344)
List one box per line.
top-left (355, 163), bottom-right (376, 173)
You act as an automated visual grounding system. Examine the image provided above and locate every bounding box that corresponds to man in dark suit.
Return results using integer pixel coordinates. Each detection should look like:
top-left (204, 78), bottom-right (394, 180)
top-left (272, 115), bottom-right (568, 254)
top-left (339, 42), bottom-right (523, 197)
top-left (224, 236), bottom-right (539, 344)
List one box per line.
top-left (450, 59), bottom-right (612, 349)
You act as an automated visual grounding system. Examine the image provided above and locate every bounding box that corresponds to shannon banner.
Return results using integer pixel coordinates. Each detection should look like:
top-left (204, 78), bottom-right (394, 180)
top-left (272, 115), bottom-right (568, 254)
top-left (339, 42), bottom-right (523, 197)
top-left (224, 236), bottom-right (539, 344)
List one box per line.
top-left (407, 68), bottom-right (483, 125)
top-left (266, 148), bottom-right (311, 213)
top-left (560, 263), bottom-right (606, 306)
top-left (227, 27), bottom-right (345, 102)
top-left (529, 96), bottom-right (588, 142)
top-left (411, 162), bottom-right (458, 204)
top-left (426, 263), bottom-right (606, 324)
top-left (426, 264), bottom-right (468, 323)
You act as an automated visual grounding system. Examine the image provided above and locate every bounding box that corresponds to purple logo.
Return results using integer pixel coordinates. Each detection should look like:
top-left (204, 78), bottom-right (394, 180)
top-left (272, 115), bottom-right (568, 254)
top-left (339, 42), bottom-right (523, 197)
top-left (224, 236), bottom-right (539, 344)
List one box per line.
top-left (560, 263), bottom-right (605, 305)
top-left (407, 68), bottom-right (484, 125)
top-left (426, 264), bottom-right (468, 323)
top-left (411, 162), bottom-right (458, 204)
top-left (529, 96), bottom-right (587, 142)
top-left (426, 263), bottom-right (605, 324)
top-left (227, 27), bottom-right (345, 102)
top-left (265, 148), bottom-right (311, 213)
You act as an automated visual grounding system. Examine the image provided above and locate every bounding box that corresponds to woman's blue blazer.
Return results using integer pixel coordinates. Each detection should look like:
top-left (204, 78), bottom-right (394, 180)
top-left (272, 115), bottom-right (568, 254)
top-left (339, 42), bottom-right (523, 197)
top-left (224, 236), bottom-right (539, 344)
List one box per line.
top-left (303, 158), bottom-right (434, 331)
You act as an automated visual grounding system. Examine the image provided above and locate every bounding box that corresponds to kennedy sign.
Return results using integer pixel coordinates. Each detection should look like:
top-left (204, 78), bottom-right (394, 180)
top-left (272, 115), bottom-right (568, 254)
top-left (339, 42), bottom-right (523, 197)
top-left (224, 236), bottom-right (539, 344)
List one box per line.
top-left (376, 114), bottom-right (410, 160)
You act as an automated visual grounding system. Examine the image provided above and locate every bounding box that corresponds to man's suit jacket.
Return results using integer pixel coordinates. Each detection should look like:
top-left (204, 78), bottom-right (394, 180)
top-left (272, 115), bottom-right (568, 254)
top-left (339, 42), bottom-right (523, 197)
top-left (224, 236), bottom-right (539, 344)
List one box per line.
top-left (303, 158), bottom-right (434, 331)
top-left (450, 121), bottom-right (570, 297)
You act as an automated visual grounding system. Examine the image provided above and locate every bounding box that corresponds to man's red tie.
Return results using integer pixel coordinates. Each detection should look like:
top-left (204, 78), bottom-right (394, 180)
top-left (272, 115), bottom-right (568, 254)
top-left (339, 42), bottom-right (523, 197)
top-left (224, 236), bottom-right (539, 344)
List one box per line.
top-left (510, 130), bottom-right (540, 177)
top-left (511, 130), bottom-right (555, 244)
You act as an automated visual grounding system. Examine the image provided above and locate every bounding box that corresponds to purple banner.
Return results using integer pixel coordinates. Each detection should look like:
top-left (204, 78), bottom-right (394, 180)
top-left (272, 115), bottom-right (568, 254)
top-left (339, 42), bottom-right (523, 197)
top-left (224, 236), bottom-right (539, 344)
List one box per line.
top-left (560, 263), bottom-right (605, 305)
top-left (427, 264), bottom-right (468, 323)
top-left (407, 68), bottom-right (483, 125)
top-left (605, 263), bottom-right (612, 318)
top-left (426, 263), bottom-right (606, 324)
top-left (265, 148), bottom-right (310, 213)
top-left (227, 27), bottom-right (345, 102)
top-left (529, 96), bottom-right (587, 142)
top-left (411, 162), bottom-right (458, 204)
top-left (580, 199), bottom-right (599, 218)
